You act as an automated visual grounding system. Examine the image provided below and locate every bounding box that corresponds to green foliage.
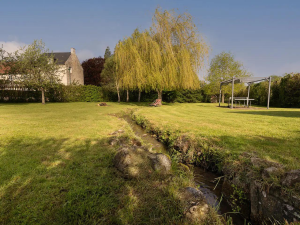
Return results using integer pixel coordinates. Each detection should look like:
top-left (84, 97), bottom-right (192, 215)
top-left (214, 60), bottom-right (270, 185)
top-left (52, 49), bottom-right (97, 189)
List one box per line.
top-left (206, 52), bottom-right (251, 97)
top-left (50, 85), bottom-right (104, 102)
top-left (0, 85), bottom-right (104, 102)
top-left (114, 8), bottom-right (209, 99)
top-left (230, 184), bottom-right (247, 213)
top-left (164, 89), bottom-right (209, 103)
top-left (236, 73), bottom-right (300, 107)
top-left (104, 46), bottom-right (112, 60)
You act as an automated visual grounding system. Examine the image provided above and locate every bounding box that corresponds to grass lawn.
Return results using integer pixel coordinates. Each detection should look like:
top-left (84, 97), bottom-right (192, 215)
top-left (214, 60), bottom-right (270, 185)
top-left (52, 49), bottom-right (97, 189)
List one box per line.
top-left (1, 102), bottom-right (299, 224)
top-left (0, 102), bottom-right (197, 224)
top-left (134, 103), bottom-right (300, 170)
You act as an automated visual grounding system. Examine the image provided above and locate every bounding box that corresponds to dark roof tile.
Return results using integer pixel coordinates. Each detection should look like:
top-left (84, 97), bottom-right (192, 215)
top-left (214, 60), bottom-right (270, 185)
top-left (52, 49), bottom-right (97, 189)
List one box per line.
top-left (44, 52), bottom-right (71, 65)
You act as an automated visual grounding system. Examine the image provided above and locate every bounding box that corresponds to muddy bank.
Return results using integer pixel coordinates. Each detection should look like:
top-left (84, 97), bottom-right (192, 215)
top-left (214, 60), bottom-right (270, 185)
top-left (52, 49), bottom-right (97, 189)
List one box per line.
top-left (130, 112), bottom-right (300, 224)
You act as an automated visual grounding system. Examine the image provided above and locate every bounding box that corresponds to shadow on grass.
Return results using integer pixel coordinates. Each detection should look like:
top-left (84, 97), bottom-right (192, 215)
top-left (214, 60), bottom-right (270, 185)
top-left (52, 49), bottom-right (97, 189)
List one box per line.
top-left (229, 110), bottom-right (300, 118)
top-left (0, 136), bottom-right (189, 225)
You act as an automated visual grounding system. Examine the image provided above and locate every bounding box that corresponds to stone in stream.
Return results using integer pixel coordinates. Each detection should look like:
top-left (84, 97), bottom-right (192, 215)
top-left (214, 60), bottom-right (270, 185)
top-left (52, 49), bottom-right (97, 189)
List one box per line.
top-left (148, 153), bottom-right (172, 174)
top-left (179, 187), bottom-right (209, 222)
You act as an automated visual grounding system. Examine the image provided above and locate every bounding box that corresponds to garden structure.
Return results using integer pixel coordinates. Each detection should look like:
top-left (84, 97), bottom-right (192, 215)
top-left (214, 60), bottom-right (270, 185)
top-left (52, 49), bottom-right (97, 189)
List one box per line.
top-left (219, 77), bottom-right (272, 109)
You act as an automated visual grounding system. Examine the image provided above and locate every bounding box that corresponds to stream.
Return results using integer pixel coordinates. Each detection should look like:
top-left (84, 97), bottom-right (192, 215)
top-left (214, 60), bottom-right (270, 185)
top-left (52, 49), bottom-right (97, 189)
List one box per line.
top-left (124, 116), bottom-right (249, 225)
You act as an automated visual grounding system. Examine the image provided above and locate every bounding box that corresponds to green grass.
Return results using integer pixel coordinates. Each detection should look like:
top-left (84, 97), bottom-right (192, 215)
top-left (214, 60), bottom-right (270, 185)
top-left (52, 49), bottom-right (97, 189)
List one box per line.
top-left (2, 101), bottom-right (298, 224)
top-left (1, 102), bottom-right (213, 224)
top-left (134, 103), bottom-right (300, 169)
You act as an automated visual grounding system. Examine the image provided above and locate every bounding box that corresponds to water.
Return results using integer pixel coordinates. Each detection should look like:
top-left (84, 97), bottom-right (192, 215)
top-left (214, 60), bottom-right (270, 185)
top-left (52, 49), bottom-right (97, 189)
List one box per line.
top-left (193, 167), bottom-right (248, 224)
top-left (124, 115), bottom-right (249, 225)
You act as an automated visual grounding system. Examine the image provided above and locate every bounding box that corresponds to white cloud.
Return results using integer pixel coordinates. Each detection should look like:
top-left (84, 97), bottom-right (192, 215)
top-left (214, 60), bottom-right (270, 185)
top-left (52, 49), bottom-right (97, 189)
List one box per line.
top-left (0, 41), bottom-right (26, 54)
top-left (76, 49), bottom-right (95, 62)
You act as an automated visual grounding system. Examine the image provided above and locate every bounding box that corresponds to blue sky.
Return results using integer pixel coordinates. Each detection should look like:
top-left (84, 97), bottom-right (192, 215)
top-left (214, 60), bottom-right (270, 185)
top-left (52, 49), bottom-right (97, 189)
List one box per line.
top-left (1, 0), bottom-right (299, 78)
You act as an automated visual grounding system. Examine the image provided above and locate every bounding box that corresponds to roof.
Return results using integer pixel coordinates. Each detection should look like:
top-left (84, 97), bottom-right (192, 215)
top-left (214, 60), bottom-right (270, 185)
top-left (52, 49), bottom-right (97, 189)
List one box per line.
top-left (44, 52), bottom-right (71, 65)
top-left (220, 77), bottom-right (270, 86)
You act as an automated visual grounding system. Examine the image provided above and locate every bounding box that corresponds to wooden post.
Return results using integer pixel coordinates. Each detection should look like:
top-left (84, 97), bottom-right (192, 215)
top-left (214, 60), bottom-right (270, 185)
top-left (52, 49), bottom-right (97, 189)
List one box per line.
top-left (267, 77), bottom-right (271, 109)
top-left (231, 77), bottom-right (234, 109)
top-left (247, 84), bottom-right (250, 108)
top-left (219, 84), bottom-right (222, 107)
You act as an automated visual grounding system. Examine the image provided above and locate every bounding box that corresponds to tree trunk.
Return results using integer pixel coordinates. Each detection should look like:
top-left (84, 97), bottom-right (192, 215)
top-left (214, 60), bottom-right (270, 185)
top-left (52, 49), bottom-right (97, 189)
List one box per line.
top-left (222, 93), bottom-right (225, 103)
top-left (138, 90), bottom-right (141, 102)
top-left (126, 90), bottom-right (129, 102)
top-left (157, 90), bottom-right (162, 100)
top-left (41, 88), bottom-right (45, 104)
top-left (116, 85), bottom-right (120, 103)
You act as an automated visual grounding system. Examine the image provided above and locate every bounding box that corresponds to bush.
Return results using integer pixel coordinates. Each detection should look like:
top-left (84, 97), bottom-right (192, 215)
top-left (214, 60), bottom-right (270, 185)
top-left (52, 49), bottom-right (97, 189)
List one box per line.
top-left (49, 85), bottom-right (104, 102)
top-left (236, 73), bottom-right (300, 108)
top-left (0, 84), bottom-right (104, 103)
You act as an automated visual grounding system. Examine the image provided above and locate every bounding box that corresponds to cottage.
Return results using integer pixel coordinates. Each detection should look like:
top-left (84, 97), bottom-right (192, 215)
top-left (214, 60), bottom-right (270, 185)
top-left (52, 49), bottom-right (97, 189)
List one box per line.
top-left (0, 48), bottom-right (84, 85)
top-left (45, 48), bottom-right (84, 85)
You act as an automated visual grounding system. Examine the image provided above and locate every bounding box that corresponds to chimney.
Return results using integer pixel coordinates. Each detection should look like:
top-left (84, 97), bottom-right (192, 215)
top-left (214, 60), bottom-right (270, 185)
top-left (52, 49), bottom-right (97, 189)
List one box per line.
top-left (71, 48), bottom-right (75, 54)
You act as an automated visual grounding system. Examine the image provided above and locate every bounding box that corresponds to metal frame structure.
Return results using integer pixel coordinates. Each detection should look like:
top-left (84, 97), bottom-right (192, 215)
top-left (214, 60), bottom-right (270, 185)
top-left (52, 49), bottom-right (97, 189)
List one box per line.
top-left (219, 77), bottom-right (272, 109)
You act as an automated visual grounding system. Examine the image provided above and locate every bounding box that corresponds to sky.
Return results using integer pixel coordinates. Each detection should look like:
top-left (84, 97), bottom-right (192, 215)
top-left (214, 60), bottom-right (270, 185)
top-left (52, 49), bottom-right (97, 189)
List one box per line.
top-left (1, 0), bottom-right (299, 78)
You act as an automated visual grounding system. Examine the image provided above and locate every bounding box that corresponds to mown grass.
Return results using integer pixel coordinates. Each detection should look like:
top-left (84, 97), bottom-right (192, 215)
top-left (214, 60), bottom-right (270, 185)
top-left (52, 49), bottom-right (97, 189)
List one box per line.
top-left (134, 103), bottom-right (300, 170)
top-left (0, 102), bottom-right (206, 224)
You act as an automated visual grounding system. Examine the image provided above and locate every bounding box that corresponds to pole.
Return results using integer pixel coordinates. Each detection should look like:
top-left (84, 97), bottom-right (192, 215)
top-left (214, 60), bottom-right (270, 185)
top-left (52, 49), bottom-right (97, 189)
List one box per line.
top-left (231, 77), bottom-right (234, 109)
top-left (219, 84), bottom-right (222, 107)
top-left (267, 76), bottom-right (271, 109)
top-left (247, 84), bottom-right (250, 108)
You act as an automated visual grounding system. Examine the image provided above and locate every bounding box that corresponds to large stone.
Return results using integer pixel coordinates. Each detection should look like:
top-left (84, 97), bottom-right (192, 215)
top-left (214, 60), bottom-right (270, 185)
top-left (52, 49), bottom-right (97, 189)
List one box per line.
top-left (113, 147), bottom-right (154, 179)
top-left (114, 148), bottom-right (132, 173)
top-left (148, 153), bottom-right (172, 174)
top-left (282, 170), bottom-right (300, 187)
top-left (180, 187), bottom-right (209, 222)
top-left (184, 187), bottom-right (205, 201)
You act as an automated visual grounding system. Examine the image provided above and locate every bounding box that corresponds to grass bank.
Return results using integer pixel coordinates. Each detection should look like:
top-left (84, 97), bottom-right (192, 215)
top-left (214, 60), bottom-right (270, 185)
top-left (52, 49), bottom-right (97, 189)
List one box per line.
top-left (0, 102), bottom-right (222, 224)
top-left (133, 103), bottom-right (300, 170)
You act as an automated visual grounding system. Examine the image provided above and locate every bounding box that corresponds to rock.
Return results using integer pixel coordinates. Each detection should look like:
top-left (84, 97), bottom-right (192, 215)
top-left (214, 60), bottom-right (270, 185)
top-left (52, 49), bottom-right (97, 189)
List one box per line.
top-left (262, 167), bottom-right (281, 179)
top-left (98, 102), bottom-right (107, 106)
top-left (282, 170), bottom-right (300, 187)
top-left (148, 153), bottom-right (172, 174)
top-left (185, 204), bottom-right (209, 221)
top-left (184, 187), bottom-right (205, 200)
top-left (113, 146), bottom-right (153, 179)
top-left (114, 148), bottom-right (131, 173)
top-left (180, 187), bottom-right (208, 222)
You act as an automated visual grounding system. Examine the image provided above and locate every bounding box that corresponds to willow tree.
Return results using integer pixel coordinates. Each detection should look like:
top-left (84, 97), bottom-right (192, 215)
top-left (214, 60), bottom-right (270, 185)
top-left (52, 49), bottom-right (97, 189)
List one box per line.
top-left (115, 29), bottom-right (148, 102)
top-left (148, 8), bottom-right (209, 100)
top-left (115, 8), bottom-right (209, 102)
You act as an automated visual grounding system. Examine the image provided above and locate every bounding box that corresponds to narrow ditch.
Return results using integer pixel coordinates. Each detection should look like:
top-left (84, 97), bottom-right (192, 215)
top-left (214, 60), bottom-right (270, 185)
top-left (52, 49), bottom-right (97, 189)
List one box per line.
top-left (123, 115), bottom-right (248, 225)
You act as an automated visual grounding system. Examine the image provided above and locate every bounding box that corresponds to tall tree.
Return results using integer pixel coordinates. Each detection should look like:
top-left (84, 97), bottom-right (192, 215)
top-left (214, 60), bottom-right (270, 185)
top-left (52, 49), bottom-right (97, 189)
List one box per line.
top-left (104, 46), bottom-right (112, 60)
top-left (81, 57), bottom-right (105, 86)
top-left (8, 40), bottom-right (60, 104)
top-left (101, 55), bottom-right (122, 102)
top-left (148, 8), bottom-right (209, 100)
top-left (206, 52), bottom-right (251, 103)
top-left (114, 8), bottom-right (209, 102)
